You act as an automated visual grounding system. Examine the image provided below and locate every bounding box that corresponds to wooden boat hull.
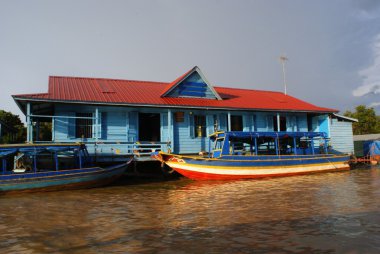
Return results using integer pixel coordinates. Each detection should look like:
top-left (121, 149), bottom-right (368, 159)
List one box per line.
top-left (0, 162), bottom-right (130, 193)
top-left (155, 153), bottom-right (350, 180)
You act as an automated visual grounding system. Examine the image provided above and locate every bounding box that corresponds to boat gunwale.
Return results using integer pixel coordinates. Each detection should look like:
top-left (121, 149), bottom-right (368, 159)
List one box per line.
top-left (165, 160), bottom-right (349, 170)
top-left (0, 163), bottom-right (129, 182)
top-left (159, 152), bottom-right (350, 163)
top-left (0, 143), bottom-right (82, 148)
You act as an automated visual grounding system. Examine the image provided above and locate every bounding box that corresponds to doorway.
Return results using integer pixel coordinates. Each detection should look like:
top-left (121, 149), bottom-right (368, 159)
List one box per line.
top-left (231, 115), bottom-right (243, 131)
top-left (139, 113), bottom-right (161, 141)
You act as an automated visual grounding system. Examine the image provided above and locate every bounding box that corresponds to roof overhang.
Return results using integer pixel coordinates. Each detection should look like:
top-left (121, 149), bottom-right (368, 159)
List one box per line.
top-left (332, 113), bottom-right (358, 122)
top-left (13, 96), bottom-right (337, 115)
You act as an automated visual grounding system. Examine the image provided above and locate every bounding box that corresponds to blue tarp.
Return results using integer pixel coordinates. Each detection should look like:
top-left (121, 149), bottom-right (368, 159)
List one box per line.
top-left (364, 141), bottom-right (380, 156)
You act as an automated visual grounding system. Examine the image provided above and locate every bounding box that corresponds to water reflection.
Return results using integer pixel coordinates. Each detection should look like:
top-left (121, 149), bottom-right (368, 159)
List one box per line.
top-left (0, 167), bottom-right (380, 253)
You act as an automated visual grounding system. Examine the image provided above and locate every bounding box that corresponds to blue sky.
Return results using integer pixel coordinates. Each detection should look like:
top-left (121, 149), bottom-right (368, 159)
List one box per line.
top-left (1, 0), bottom-right (380, 120)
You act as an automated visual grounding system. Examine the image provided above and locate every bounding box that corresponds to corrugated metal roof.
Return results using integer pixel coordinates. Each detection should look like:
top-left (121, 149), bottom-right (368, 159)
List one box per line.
top-left (353, 134), bottom-right (380, 141)
top-left (13, 73), bottom-right (337, 113)
top-left (333, 113), bottom-right (358, 122)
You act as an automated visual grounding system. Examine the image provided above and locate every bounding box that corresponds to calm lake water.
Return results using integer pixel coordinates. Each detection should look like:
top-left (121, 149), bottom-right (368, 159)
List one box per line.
top-left (1, 166), bottom-right (380, 253)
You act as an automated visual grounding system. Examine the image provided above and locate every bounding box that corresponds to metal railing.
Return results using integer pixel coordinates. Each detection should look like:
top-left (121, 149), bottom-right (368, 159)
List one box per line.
top-left (92, 141), bottom-right (171, 157)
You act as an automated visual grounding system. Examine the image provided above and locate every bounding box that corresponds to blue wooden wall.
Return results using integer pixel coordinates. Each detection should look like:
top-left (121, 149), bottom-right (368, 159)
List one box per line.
top-left (52, 104), bottom-right (332, 155)
top-left (330, 118), bottom-right (354, 154)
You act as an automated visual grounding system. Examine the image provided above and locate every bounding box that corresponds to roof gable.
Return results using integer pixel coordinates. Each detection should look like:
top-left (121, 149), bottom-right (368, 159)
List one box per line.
top-left (161, 66), bottom-right (222, 100)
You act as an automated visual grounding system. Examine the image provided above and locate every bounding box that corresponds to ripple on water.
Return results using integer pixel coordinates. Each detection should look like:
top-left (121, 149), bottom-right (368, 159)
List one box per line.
top-left (0, 167), bottom-right (380, 253)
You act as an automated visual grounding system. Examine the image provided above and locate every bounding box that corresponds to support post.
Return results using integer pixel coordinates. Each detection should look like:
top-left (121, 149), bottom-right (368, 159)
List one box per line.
top-left (36, 120), bottom-right (40, 142)
top-left (54, 152), bottom-right (59, 171)
top-left (168, 109), bottom-right (173, 152)
top-left (254, 137), bottom-right (258, 155)
top-left (2, 159), bottom-right (6, 174)
top-left (293, 137), bottom-right (297, 155)
top-left (227, 112), bottom-right (231, 131)
top-left (311, 138), bottom-right (315, 155)
top-left (208, 139), bottom-right (211, 158)
top-left (277, 113), bottom-right (280, 132)
top-left (275, 137), bottom-right (279, 156)
top-left (79, 150), bottom-right (83, 169)
top-left (33, 154), bottom-right (37, 173)
top-left (95, 107), bottom-right (99, 142)
top-left (52, 117), bottom-right (55, 141)
top-left (26, 102), bottom-right (32, 143)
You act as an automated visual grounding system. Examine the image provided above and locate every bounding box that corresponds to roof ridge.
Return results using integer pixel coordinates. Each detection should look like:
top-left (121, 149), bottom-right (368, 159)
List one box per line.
top-left (49, 76), bottom-right (168, 85)
top-left (13, 92), bottom-right (49, 97)
top-left (214, 85), bottom-right (283, 94)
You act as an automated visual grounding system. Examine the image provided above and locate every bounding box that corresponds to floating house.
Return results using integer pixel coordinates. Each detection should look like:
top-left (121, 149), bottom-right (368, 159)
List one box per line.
top-left (12, 66), bottom-right (355, 159)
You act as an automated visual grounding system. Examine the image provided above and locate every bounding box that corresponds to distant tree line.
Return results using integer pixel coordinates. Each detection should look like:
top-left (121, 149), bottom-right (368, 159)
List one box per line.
top-left (0, 110), bottom-right (26, 144)
top-left (344, 105), bottom-right (380, 135)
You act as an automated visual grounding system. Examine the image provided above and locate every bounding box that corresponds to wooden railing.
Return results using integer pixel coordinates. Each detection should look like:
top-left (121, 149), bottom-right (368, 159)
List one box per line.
top-left (35, 140), bottom-right (170, 157)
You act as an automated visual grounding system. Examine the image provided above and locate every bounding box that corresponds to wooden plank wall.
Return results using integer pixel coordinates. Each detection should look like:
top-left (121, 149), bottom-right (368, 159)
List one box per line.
top-left (53, 104), bottom-right (318, 155)
top-left (330, 118), bottom-right (354, 154)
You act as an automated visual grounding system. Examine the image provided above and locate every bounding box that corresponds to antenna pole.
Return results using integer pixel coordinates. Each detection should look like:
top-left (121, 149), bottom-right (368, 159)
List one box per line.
top-left (279, 55), bottom-right (288, 95)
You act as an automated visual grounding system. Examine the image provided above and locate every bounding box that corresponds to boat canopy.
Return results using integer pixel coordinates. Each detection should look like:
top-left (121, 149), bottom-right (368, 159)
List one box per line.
top-left (210, 131), bottom-right (327, 140)
top-left (0, 144), bottom-right (83, 158)
top-left (0, 143), bottom-right (90, 174)
top-left (209, 131), bottom-right (329, 158)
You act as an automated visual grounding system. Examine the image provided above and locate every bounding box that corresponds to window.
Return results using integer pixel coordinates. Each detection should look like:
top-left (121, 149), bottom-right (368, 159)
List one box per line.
top-left (213, 115), bottom-right (218, 132)
top-left (194, 115), bottom-right (206, 137)
top-left (307, 114), bottom-right (315, 131)
top-left (280, 117), bottom-right (286, 131)
top-left (231, 115), bottom-right (243, 131)
top-left (273, 116), bottom-right (287, 132)
top-left (76, 113), bottom-right (93, 139)
top-left (174, 112), bottom-right (185, 122)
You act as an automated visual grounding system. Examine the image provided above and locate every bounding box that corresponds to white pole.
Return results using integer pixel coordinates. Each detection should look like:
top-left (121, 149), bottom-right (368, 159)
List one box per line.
top-left (168, 109), bottom-right (172, 148)
top-left (280, 55), bottom-right (288, 95)
top-left (95, 107), bottom-right (99, 141)
top-left (26, 102), bottom-right (31, 143)
top-left (227, 112), bottom-right (231, 131)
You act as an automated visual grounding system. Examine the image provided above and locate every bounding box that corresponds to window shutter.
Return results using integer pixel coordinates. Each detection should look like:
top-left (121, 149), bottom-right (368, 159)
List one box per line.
top-left (206, 115), bottom-right (215, 136)
top-left (161, 113), bottom-right (168, 142)
top-left (92, 112), bottom-right (99, 139)
top-left (101, 112), bottom-right (107, 139)
top-left (127, 111), bottom-right (138, 142)
top-left (267, 115), bottom-right (274, 131)
top-left (296, 116), bottom-right (300, 131)
top-left (290, 116), bottom-right (296, 132)
top-left (219, 114), bottom-right (227, 131)
top-left (67, 112), bottom-right (75, 138)
top-left (252, 115), bottom-right (257, 132)
top-left (243, 115), bottom-right (252, 132)
top-left (189, 114), bottom-right (195, 138)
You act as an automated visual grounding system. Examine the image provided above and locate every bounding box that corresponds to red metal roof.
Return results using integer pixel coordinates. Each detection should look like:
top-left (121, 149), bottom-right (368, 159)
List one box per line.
top-left (13, 75), bottom-right (337, 113)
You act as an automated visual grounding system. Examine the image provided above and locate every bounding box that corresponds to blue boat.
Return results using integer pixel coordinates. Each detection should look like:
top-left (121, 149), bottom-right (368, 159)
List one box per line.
top-left (154, 131), bottom-right (351, 180)
top-left (0, 144), bottom-right (132, 193)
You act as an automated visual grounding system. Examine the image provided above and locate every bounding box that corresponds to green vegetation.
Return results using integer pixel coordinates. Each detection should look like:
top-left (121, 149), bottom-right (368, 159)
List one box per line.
top-left (0, 110), bottom-right (26, 144)
top-left (37, 122), bottom-right (52, 141)
top-left (344, 105), bottom-right (380, 135)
